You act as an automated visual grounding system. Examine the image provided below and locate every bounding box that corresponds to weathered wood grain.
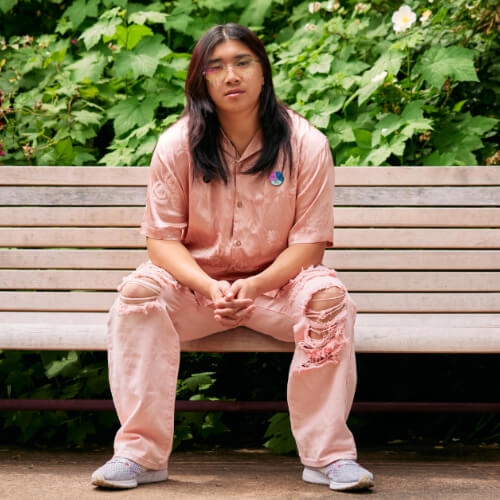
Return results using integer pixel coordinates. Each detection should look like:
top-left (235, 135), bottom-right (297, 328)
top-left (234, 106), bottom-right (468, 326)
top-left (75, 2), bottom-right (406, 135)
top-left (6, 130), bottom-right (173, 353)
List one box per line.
top-left (0, 312), bottom-right (498, 352)
top-left (3, 186), bottom-right (500, 206)
top-left (3, 249), bottom-right (499, 270)
top-left (3, 206), bottom-right (500, 227)
top-left (1, 291), bottom-right (498, 313)
top-left (3, 166), bottom-right (499, 186)
top-left (2, 227), bottom-right (499, 248)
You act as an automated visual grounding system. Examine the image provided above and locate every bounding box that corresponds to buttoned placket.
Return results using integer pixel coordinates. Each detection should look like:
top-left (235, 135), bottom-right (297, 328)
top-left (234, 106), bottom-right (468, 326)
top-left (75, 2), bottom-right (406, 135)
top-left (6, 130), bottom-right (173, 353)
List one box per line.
top-left (219, 128), bottom-right (263, 266)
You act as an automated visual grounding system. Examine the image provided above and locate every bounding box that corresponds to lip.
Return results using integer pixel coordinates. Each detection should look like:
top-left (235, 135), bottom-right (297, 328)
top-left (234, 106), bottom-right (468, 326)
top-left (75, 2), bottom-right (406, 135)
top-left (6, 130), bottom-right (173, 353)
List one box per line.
top-left (224, 89), bottom-right (244, 97)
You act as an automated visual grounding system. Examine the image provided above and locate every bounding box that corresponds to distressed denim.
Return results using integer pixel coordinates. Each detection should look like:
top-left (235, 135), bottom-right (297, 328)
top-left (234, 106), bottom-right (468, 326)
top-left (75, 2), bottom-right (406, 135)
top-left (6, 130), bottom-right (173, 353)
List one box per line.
top-left (107, 260), bottom-right (358, 470)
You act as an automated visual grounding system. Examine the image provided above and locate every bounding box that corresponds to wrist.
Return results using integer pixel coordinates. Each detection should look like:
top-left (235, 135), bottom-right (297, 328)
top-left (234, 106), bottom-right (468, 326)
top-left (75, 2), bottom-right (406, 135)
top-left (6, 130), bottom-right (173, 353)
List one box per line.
top-left (247, 275), bottom-right (265, 296)
top-left (199, 276), bottom-right (218, 299)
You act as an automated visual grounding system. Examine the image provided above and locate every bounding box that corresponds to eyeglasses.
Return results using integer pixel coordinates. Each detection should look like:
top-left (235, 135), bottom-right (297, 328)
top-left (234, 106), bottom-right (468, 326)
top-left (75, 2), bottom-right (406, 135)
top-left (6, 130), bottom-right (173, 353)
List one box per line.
top-left (203, 56), bottom-right (260, 83)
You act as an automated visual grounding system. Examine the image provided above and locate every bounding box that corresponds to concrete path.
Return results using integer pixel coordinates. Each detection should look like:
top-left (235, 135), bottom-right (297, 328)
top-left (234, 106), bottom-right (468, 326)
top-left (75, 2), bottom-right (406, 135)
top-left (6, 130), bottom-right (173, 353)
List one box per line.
top-left (1, 443), bottom-right (499, 499)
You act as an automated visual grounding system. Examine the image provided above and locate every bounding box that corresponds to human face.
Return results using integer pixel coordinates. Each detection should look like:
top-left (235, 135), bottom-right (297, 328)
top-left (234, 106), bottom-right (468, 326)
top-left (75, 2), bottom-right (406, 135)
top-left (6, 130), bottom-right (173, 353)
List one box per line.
top-left (204, 39), bottom-right (264, 115)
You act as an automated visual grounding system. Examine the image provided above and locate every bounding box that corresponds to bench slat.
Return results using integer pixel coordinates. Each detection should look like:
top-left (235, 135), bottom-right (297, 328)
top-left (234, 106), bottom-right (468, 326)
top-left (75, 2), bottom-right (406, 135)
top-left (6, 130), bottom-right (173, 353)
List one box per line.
top-left (2, 166), bottom-right (499, 186)
top-left (2, 207), bottom-right (500, 227)
top-left (1, 291), bottom-right (498, 312)
top-left (3, 186), bottom-right (500, 206)
top-left (0, 312), bottom-right (498, 353)
top-left (2, 228), bottom-right (499, 248)
top-left (3, 249), bottom-right (500, 270)
top-left (2, 270), bottom-right (499, 292)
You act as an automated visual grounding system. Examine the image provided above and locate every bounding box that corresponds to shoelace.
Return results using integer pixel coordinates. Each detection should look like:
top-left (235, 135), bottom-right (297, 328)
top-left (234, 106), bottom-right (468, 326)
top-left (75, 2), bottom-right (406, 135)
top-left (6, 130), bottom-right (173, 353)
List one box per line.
top-left (324, 459), bottom-right (357, 477)
top-left (107, 456), bottom-right (145, 472)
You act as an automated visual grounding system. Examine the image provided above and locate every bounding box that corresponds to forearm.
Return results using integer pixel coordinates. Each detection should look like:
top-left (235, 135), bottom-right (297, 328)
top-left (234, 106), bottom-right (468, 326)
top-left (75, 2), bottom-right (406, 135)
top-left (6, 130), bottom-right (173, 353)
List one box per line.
top-left (251, 242), bottom-right (326, 295)
top-left (146, 237), bottom-right (215, 298)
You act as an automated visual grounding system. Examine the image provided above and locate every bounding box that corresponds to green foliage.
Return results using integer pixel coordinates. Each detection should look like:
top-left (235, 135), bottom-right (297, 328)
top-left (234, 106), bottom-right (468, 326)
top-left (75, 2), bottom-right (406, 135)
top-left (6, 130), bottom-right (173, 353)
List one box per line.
top-left (0, 351), bottom-right (229, 448)
top-left (263, 412), bottom-right (297, 455)
top-left (0, 0), bottom-right (498, 166)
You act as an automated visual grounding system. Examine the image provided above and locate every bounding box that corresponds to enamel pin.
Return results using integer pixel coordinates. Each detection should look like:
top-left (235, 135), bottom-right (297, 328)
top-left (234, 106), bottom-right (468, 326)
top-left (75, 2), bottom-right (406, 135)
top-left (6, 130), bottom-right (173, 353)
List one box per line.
top-left (269, 171), bottom-right (284, 186)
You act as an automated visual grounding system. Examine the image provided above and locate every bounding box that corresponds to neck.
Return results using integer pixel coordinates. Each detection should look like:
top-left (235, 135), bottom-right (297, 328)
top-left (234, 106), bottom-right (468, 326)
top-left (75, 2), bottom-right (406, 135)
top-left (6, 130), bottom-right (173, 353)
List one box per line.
top-left (217, 105), bottom-right (260, 156)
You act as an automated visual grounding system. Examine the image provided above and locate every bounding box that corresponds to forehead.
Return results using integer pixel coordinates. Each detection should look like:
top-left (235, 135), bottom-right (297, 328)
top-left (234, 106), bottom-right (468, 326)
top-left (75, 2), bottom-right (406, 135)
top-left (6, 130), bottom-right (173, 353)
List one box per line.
top-left (208, 39), bottom-right (256, 62)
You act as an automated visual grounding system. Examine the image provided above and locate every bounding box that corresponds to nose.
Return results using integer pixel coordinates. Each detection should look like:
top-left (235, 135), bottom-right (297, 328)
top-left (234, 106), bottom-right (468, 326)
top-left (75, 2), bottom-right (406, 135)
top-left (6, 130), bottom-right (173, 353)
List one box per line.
top-left (224, 64), bottom-right (240, 83)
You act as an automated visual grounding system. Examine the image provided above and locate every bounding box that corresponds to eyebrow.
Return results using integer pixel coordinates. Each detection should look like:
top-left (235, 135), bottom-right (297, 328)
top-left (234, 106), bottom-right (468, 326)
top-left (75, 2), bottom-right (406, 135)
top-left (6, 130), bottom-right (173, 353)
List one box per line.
top-left (207, 53), bottom-right (253, 64)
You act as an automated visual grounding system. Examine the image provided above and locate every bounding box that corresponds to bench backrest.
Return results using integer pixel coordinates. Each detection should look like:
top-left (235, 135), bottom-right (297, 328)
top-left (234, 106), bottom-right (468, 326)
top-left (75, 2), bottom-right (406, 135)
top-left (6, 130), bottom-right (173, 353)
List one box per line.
top-left (1, 166), bottom-right (499, 316)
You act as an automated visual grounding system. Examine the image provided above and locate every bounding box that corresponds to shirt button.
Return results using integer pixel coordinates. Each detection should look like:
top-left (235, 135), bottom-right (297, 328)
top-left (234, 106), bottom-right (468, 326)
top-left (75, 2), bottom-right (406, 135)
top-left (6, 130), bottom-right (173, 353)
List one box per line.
top-left (236, 201), bottom-right (243, 208)
top-left (234, 240), bottom-right (241, 247)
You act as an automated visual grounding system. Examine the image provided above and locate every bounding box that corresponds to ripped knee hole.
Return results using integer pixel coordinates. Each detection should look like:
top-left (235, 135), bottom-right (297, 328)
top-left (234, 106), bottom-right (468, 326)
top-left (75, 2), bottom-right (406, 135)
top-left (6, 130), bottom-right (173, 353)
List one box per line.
top-left (119, 278), bottom-right (161, 304)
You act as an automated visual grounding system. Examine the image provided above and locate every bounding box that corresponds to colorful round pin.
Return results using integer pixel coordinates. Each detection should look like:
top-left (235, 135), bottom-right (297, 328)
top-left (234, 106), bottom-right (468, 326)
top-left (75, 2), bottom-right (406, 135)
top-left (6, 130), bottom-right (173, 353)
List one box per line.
top-left (269, 171), bottom-right (284, 186)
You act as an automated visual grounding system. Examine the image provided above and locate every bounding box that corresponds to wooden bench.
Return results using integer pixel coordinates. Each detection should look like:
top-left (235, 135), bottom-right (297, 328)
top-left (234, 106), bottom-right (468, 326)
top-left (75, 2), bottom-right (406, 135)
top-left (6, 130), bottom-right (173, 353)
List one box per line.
top-left (1, 165), bottom-right (499, 360)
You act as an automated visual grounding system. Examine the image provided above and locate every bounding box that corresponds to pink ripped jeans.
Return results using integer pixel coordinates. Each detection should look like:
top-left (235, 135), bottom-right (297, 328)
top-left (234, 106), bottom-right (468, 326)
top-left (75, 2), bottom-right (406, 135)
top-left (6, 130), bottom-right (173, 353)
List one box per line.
top-left (107, 260), bottom-right (358, 470)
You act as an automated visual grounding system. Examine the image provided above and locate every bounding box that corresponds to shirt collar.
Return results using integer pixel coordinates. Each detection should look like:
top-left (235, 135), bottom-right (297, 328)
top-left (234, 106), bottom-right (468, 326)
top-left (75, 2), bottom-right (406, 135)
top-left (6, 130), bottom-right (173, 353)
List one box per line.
top-left (219, 127), bottom-right (263, 163)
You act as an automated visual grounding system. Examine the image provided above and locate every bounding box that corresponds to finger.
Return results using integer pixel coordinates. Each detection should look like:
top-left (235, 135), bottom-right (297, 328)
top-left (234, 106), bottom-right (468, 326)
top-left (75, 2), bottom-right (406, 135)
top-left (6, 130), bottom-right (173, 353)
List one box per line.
top-left (215, 304), bottom-right (256, 319)
top-left (230, 280), bottom-right (243, 296)
top-left (213, 297), bottom-right (253, 309)
top-left (214, 314), bottom-right (241, 327)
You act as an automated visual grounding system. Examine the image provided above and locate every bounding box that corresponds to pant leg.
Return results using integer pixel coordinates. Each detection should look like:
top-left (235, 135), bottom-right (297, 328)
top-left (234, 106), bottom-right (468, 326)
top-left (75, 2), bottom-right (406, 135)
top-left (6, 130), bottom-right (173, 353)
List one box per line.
top-left (243, 265), bottom-right (358, 468)
top-left (107, 260), bottom-right (228, 470)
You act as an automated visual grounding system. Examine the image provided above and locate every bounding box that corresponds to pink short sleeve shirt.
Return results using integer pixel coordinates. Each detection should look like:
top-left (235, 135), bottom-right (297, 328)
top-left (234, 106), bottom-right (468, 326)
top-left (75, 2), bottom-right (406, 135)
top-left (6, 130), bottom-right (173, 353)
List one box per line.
top-left (140, 109), bottom-right (334, 281)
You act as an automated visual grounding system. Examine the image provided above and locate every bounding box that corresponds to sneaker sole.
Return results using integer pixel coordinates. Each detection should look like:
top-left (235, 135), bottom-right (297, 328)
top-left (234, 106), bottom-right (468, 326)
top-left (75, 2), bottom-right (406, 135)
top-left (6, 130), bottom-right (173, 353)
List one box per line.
top-left (91, 469), bottom-right (168, 489)
top-left (303, 468), bottom-right (374, 491)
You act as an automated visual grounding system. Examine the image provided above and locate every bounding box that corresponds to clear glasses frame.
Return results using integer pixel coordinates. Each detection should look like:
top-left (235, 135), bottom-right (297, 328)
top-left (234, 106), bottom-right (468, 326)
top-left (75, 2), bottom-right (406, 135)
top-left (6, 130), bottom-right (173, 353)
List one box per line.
top-left (203, 57), bottom-right (260, 83)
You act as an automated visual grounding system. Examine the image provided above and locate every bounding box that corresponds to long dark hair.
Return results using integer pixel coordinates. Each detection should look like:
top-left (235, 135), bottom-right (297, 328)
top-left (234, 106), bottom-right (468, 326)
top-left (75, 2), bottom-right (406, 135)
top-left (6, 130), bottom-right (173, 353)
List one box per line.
top-left (182, 23), bottom-right (292, 184)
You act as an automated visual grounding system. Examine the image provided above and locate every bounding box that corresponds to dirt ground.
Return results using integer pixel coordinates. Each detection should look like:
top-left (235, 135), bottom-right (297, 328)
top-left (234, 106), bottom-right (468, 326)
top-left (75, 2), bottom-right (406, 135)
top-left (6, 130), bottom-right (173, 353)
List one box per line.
top-left (1, 442), bottom-right (499, 499)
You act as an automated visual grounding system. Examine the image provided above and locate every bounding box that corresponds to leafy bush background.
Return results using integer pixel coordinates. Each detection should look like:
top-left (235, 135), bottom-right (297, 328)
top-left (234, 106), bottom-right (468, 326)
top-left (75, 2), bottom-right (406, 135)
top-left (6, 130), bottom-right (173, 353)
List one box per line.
top-left (1, 0), bottom-right (499, 449)
top-left (1, 0), bottom-right (498, 165)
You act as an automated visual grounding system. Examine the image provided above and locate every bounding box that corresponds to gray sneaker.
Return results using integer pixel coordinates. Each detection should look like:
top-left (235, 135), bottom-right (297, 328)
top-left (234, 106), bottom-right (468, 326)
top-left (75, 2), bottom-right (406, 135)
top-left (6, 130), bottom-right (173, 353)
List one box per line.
top-left (91, 456), bottom-right (168, 489)
top-left (303, 459), bottom-right (374, 491)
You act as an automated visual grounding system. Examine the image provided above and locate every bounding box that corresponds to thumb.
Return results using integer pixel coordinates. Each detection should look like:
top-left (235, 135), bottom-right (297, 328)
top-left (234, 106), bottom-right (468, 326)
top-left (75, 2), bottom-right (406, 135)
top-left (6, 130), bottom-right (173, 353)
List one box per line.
top-left (219, 280), bottom-right (234, 300)
top-left (230, 279), bottom-right (244, 298)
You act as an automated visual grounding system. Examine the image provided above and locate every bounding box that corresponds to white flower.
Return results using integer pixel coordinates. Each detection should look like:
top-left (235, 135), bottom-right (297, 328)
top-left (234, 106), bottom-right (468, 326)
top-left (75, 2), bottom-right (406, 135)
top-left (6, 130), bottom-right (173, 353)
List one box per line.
top-left (420, 9), bottom-right (431, 24)
top-left (326, 0), bottom-right (340, 11)
top-left (305, 23), bottom-right (317, 32)
top-left (392, 5), bottom-right (417, 32)
top-left (354, 2), bottom-right (369, 13)
top-left (428, 0), bottom-right (433, 3)
top-left (371, 70), bottom-right (387, 83)
top-left (381, 128), bottom-right (389, 135)
top-left (308, 2), bottom-right (321, 14)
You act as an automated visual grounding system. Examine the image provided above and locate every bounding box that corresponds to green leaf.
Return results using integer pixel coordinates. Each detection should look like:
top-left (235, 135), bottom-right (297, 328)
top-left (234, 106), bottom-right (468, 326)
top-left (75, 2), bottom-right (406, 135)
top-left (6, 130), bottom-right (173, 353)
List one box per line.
top-left (177, 372), bottom-right (216, 395)
top-left (72, 110), bottom-right (102, 126)
top-left (67, 52), bottom-right (106, 82)
top-left (454, 113), bottom-right (498, 136)
top-left (400, 101), bottom-right (433, 137)
top-left (0, 0), bottom-right (17, 14)
top-left (198, 0), bottom-right (236, 11)
top-left (240, 0), bottom-right (274, 27)
top-left (452, 100), bottom-right (467, 113)
top-left (114, 24), bottom-right (153, 50)
top-left (45, 351), bottom-right (79, 378)
top-left (114, 35), bottom-right (170, 78)
top-left (362, 50), bottom-right (404, 85)
top-left (415, 46), bottom-right (479, 89)
top-left (80, 17), bottom-right (122, 49)
top-left (423, 151), bottom-right (457, 166)
top-left (308, 54), bottom-right (334, 75)
top-left (128, 11), bottom-right (168, 25)
top-left (108, 95), bottom-right (159, 136)
top-left (372, 114), bottom-right (403, 146)
top-left (54, 138), bottom-right (75, 165)
top-left (263, 413), bottom-right (297, 455)
top-left (64, 0), bottom-right (99, 29)
top-left (365, 146), bottom-right (391, 166)
top-left (353, 129), bottom-right (372, 150)
top-left (164, 13), bottom-right (192, 32)
top-left (70, 123), bottom-right (98, 144)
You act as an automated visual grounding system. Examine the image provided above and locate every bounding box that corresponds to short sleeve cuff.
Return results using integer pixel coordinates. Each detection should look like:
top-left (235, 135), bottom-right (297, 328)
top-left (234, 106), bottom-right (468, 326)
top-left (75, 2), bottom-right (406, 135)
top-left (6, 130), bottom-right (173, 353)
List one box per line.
top-left (140, 223), bottom-right (186, 241)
